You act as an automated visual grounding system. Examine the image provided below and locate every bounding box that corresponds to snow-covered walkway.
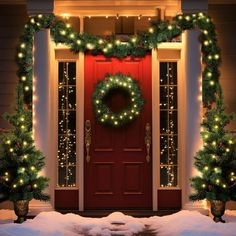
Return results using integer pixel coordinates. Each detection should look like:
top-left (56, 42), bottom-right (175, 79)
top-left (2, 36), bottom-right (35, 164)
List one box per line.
top-left (0, 210), bottom-right (236, 236)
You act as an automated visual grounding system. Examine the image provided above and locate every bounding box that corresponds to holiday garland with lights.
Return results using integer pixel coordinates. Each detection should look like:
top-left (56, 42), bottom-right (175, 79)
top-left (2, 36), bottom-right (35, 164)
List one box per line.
top-left (0, 85), bottom-right (49, 202)
top-left (93, 73), bottom-right (144, 127)
top-left (0, 12), bottom-right (235, 204)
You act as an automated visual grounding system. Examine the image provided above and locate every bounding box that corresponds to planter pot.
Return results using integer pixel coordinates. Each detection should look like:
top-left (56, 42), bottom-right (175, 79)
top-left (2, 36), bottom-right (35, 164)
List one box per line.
top-left (210, 200), bottom-right (226, 223)
top-left (13, 200), bottom-right (29, 223)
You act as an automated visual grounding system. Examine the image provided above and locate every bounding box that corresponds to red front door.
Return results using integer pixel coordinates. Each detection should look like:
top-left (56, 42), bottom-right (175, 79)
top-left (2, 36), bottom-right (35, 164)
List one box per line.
top-left (84, 54), bottom-right (152, 209)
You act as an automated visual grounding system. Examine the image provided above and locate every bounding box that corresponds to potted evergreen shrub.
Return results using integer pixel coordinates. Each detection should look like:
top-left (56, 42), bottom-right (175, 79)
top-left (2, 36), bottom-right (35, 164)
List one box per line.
top-left (0, 85), bottom-right (49, 223)
top-left (190, 89), bottom-right (236, 223)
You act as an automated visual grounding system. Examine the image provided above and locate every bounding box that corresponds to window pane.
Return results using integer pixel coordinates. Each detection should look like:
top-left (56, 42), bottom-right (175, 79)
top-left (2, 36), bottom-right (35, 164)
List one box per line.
top-left (57, 62), bottom-right (77, 187)
top-left (159, 62), bottom-right (178, 187)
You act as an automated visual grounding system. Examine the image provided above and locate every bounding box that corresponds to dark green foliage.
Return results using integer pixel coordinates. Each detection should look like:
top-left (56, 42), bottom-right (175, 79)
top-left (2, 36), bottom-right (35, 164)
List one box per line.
top-left (0, 85), bottom-right (50, 202)
top-left (190, 88), bottom-right (236, 202)
top-left (92, 73), bottom-right (144, 127)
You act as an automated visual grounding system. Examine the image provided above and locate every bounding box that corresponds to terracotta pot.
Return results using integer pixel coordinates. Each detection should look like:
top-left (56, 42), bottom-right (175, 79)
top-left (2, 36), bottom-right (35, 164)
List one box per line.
top-left (210, 200), bottom-right (226, 223)
top-left (13, 200), bottom-right (29, 223)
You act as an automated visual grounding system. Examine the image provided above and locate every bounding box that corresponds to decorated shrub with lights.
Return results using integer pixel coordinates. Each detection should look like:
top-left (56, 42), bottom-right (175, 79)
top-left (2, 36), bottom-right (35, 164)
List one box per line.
top-left (93, 73), bottom-right (144, 127)
top-left (190, 88), bottom-right (236, 203)
top-left (0, 85), bottom-right (49, 203)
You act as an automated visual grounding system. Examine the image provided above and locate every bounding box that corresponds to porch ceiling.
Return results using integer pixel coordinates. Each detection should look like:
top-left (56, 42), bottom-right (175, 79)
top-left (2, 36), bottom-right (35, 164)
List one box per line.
top-left (54, 0), bottom-right (181, 17)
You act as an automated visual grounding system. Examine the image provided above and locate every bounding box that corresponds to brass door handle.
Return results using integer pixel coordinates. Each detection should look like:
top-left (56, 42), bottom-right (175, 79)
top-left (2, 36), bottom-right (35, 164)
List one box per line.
top-left (85, 120), bottom-right (91, 163)
top-left (145, 123), bottom-right (151, 162)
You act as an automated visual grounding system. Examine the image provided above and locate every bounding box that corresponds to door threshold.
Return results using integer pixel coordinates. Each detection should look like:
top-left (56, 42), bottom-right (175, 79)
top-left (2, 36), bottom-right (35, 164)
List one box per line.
top-left (57, 209), bottom-right (180, 217)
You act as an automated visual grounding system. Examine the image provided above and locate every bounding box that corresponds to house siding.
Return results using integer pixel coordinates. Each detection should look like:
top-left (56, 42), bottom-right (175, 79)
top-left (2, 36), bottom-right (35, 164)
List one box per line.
top-left (209, 4), bottom-right (236, 130)
top-left (0, 5), bottom-right (27, 129)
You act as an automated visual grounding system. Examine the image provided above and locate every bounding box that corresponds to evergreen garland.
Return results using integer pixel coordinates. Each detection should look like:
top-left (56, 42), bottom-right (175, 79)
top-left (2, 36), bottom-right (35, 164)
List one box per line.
top-left (93, 73), bottom-right (144, 127)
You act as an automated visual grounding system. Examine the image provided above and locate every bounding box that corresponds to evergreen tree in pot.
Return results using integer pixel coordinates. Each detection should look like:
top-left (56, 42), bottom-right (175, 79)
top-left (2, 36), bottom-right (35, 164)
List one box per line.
top-left (0, 85), bottom-right (49, 223)
top-left (190, 88), bottom-right (236, 223)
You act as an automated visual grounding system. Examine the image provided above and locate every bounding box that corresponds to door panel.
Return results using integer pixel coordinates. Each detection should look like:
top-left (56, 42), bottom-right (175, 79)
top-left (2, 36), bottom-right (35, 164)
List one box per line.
top-left (84, 54), bottom-right (152, 209)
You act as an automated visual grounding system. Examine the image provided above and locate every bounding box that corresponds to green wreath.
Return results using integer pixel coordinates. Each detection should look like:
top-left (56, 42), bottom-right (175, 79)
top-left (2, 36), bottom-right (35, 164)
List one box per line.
top-left (92, 73), bottom-right (144, 127)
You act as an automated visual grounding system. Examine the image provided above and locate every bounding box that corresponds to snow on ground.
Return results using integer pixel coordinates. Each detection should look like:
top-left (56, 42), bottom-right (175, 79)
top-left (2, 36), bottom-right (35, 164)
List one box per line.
top-left (0, 210), bottom-right (236, 236)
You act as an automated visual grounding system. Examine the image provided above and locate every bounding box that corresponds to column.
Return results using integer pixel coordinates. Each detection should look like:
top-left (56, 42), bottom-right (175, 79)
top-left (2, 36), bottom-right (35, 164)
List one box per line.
top-left (181, 0), bottom-right (208, 214)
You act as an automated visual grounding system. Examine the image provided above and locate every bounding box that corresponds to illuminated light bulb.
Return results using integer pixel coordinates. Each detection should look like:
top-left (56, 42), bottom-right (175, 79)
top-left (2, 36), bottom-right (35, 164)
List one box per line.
top-left (209, 81), bottom-right (214, 86)
top-left (24, 86), bottom-right (30, 91)
top-left (103, 48), bottom-right (108, 53)
top-left (20, 116), bottom-right (25, 122)
top-left (135, 111), bottom-right (139, 115)
top-left (21, 76), bottom-right (27, 81)
top-left (214, 125), bottom-right (219, 129)
top-left (86, 43), bottom-right (94, 50)
top-left (131, 110), bottom-right (134, 113)
top-left (36, 23), bottom-right (41, 27)
top-left (231, 177), bottom-right (234, 181)
top-left (107, 43), bottom-right (113, 48)
top-left (120, 115), bottom-right (123, 119)
top-left (216, 179), bottom-right (220, 184)
top-left (23, 155), bottom-right (28, 159)
top-left (101, 118), bottom-right (105, 122)
top-left (33, 184), bottom-right (38, 188)
top-left (134, 104), bottom-right (137, 108)
top-left (203, 30), bottom-right (208, 35)
top-left (124, 112), bottom-right (127, 116)
top-left (131, 37), bottom-right (137, 43)
top-left (88, 15), bottom-right (91, 19)
top-left (132, 98), bottom-right (135, 101)
top-left (204, 134), bottom-right (208, 139)
top-left (13, 184), bottom-right (17, 188)
top-left (192, 13), bottom-right (196, 18)
top-left (96, 100), bottom-right (100, 104)
top-left (60, 30), bottom-right (66, 35)
top-left (223, 184), bottom-right (226, 188)
top-left (229, 140), bottom-right (233, 144)
top-left (66, 23), bottom-right (71, 28)
top-left (212, 141), bottom-right (216, 146)
top-left (185, 15), bottom-right (191, 21)
top-left (202, 184), bottom-right (206, 188)
top-left (20, 43), bottom-right (26, 49)
top-left (76, 39), bottom-right (81, 45)
top-left (198, 12), bottom-right (204, 17)
top-left (19, 179), bottom-right (24, 184)
top-left (69, 33), bottom-right (75, 39)
top-left (204, 166), bottom-right (209, 171)
top-left (114, 121), bottom-right (118, 125)
top-left (97, 110), bottom-right (101, 113)
top-left (204, 40), bottom-right (209, 46)
top-left (214, 54), bottom-right (220, 60)
top-left (111, 116), bottom-right (114, 120)
top-left (214, 117), bottom-right (219, 121)
top-left (5, 172), bottom-right (8, 176)
top-left (231, 172), bottom-right (235, 176)
top-left (149, 27), bottom-right (154, 33)
top-left (31, 166), bottom-right (35, 171)
top-left (21, 125), bottom-right (25, 129)
top-left (148, 17), bottom-right (151, 21)
top-left (105, 16), bottom-right (108, 19)
top-left (21, 167), bottom-right (25, 172)
top-left (38, 14), bottom-right (43, 18)
top-left (212, 154), bottom-right (216, 159)
top-left (115, 39), bottom-right (120, 45)
top-left (30, 18), bottom-right (35, 24)
top-left (129, 116), bottom-right (133, 120)
top-left (167, 25), bottom-right (173, 30)
top-left (206, 18), bottom-right (210, 23)
top-left (9, 148), bottom-right (14, 152)
top-left (208, 55), bottom-right (212, 60)
top-left (123, 82), bottom-right (127, 87)
top-left (105, 115), bottom-right (108, 118)
top-left (5, 140), bottom-right (11, 145)
top-left (18, 52), bottom-right (24, 58)
top-left (101, 90), bottom-right (105, 93)
top-left (178, 15), bottom-right (183, 20)
top-left (214, 167), bottom-right (218, 172)
top-left (5, 177), bottom-right (9, 181)
top-left (226, 148), bottom-right (230, 152)
top-left (23, 141), bottom-right (27, 146)
top-left (98, 39), bottom-right (104, 44)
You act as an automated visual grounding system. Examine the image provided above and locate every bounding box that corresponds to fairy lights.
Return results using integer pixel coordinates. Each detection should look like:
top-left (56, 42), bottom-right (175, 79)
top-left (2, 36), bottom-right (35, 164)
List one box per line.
top-left (57, 62), bottom-right (76, 187)
top-left (160, 62), bottom-right (178, 187)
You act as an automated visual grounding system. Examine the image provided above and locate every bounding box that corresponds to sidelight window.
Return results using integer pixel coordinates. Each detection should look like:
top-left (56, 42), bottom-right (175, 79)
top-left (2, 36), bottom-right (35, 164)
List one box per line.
top-left (159, 62), bottom-right (178, 187)
top-left (57, 62), bottom-right (77, 187)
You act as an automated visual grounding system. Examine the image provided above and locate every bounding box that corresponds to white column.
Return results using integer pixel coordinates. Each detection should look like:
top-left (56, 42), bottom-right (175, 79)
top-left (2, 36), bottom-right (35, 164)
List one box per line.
top-left (30, 29), bottom-right (54, 215)
top-left (181, 0), bottom-right (208, 214)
